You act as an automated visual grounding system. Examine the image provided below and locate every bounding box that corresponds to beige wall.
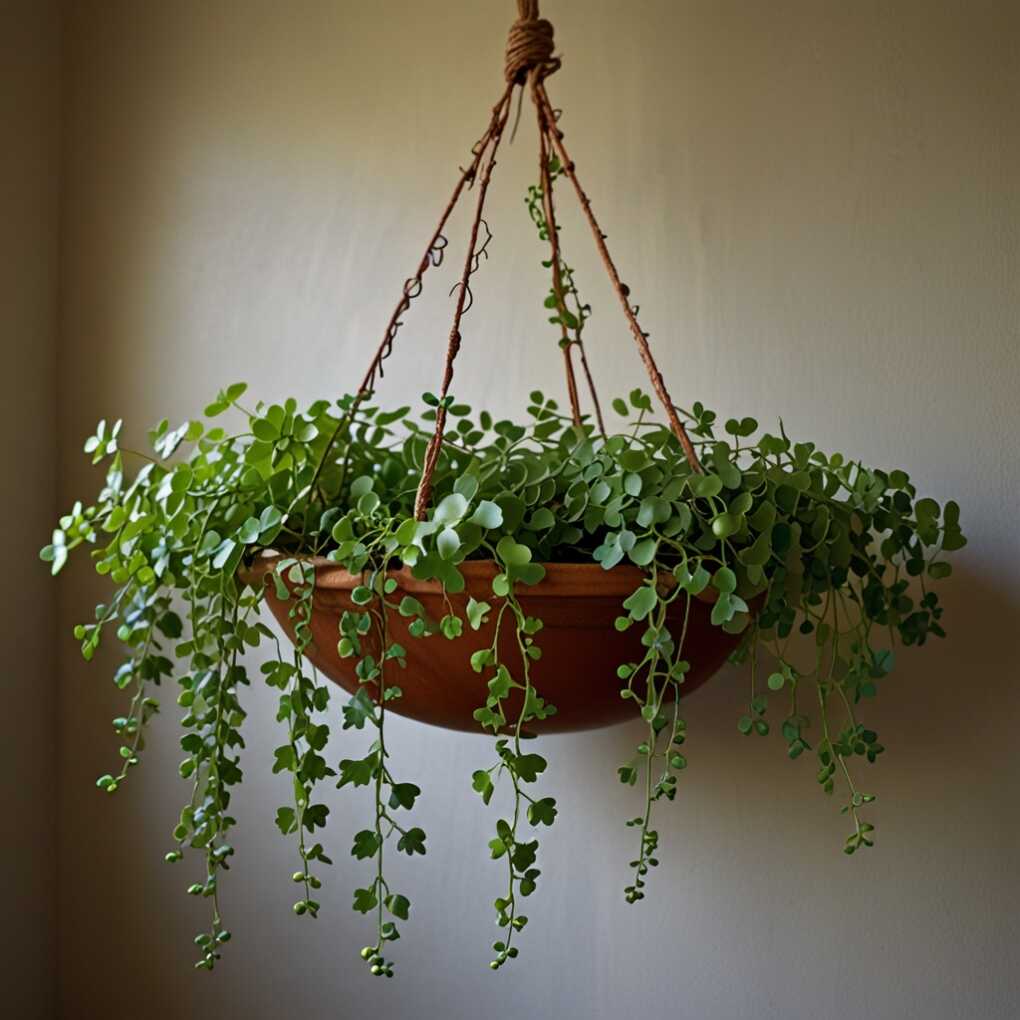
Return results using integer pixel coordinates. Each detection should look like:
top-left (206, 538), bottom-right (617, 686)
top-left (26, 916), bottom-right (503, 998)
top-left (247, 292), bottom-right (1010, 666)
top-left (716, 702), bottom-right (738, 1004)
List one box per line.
top-left (1, 2), bottom-right (60, 1017)
top-left (55, 2), bottom-right (1018, 1018)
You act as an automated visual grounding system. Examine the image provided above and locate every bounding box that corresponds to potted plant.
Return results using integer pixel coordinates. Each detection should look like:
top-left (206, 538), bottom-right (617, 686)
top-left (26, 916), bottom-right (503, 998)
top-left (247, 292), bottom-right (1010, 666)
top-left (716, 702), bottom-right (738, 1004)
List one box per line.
top-left (43, 363), bottom-right (965, 976)
top-left (42, 0), bottom-right (965, 981)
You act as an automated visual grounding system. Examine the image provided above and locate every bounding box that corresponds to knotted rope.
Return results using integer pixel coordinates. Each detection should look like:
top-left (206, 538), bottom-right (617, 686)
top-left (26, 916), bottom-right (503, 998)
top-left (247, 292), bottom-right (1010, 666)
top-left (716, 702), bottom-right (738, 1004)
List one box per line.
top-left (505, 0), bottom-right (559, 83)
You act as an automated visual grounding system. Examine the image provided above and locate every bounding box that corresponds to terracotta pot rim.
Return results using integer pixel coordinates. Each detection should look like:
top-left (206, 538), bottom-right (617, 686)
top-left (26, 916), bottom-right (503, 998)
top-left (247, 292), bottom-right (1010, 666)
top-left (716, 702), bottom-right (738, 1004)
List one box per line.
top-left (242, 552), bottom-right (673, 599)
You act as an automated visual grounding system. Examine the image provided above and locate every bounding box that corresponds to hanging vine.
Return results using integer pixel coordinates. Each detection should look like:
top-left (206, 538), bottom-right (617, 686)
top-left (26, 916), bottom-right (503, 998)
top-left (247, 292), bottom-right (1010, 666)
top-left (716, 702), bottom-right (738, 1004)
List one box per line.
top-left (43, 0), bottom-right (964, 981)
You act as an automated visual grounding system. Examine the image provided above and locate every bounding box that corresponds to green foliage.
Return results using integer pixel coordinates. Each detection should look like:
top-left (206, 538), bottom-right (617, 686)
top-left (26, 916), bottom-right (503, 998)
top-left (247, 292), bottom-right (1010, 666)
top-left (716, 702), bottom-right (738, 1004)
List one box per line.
top-left (45, 172), bottom-right (964, 980)
top-left (525, 154), bottom-right (592, 358)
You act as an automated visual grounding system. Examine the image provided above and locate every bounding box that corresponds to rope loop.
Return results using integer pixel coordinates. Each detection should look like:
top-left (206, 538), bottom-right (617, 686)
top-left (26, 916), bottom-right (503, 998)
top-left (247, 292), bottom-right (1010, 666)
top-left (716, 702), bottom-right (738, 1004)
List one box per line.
top-left (505, 0), bottom-right (559, 84)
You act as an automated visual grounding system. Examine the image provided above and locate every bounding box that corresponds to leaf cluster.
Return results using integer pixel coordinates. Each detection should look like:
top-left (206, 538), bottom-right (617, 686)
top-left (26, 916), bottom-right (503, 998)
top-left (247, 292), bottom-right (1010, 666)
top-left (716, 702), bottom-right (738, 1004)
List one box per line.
top-left (44, 370), bottom-right (963, 974)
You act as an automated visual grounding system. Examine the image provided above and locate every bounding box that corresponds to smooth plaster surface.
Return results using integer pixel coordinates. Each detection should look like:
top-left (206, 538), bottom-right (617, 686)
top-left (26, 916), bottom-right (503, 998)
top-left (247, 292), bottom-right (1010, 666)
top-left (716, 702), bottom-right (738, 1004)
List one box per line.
top-left (51, 2), bottom-right (1019, 1018)
top-left (1, 2), bottom-right (60, 1017)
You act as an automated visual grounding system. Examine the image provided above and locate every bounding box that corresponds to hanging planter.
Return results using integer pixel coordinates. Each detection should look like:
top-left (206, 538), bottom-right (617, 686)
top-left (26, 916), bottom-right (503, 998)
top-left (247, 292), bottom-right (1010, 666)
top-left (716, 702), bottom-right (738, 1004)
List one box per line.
top-left (243, 556), bottom-right (747, 733)
top-left (44, 0), bottom-right (965, 983)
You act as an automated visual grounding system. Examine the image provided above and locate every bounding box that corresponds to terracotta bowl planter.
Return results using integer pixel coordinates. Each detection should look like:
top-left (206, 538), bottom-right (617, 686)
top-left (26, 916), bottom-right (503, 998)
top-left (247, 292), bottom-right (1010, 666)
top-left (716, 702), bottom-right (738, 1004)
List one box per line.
top-left (242, 557), bottom-right (747, 734)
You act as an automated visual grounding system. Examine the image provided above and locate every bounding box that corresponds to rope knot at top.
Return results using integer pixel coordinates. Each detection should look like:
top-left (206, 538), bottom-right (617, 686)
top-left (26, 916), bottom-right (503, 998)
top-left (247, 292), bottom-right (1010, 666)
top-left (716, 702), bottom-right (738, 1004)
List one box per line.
top-left (505, 0), bottom-right (559, 83)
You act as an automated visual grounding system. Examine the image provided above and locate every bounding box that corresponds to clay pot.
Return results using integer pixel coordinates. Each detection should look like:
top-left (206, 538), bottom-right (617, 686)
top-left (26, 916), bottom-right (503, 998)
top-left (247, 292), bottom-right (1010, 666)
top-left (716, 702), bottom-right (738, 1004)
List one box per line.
top-left (243, 557), bottom-right (746, 734)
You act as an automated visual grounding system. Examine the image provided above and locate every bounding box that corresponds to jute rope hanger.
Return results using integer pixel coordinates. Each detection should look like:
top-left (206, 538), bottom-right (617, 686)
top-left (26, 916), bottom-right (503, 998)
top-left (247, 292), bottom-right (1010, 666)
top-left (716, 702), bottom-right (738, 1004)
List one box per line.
top-left (504, 0), bottom-right (559, 83)
top-left (313, 0), bottom-right (704, 521)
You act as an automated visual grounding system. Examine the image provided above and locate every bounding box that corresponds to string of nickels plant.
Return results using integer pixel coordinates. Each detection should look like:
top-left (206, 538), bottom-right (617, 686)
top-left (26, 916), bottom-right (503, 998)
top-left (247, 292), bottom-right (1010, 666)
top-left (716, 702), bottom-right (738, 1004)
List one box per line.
top-left (737, 626), bottom-right (772, 741)
top-left (495, 600), bottom-right (544, 968)
top-left (526, 146), bottom-right (605, 434)
top-left (193, 589), bottom-right (240, 970)
top-left (763, 588), bottom-right (878, 853)
top-left (816, 593), bottom-right (876, 854)
top-left (615, 567), bottom-right (691, 902)
top-left (467, 555), bottom-right (557, 970)
top-left (745, 594), bottom-right (811, 759)
top-left (94, 592), bottom-right (173, 795)
top-left (532, 98), bottom-right (606, 436)
top-left (533, 126), bottom-right (580, 427)
top-left (533, 80), bottom-right (704, 475)
top-left (166, 474), bottom-right (266, 967)
top-left (174, 577), bottom-right (247, 970)
top-left (166, 526), bottom-right (222, 953)
top-left (337, 562), bottom-right (425, 979)
top-left (48, 157), bottom-right (964, 978)
top-left (262, 560), bottom-right (335, 923)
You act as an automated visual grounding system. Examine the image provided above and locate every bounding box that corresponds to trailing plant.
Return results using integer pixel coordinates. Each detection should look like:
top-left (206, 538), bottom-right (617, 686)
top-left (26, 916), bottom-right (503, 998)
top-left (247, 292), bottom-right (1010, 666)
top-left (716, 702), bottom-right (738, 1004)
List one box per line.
top-left (43, 0), bottom-right (964, 977)
top-left (44, 374), bottom-right (963, 973)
